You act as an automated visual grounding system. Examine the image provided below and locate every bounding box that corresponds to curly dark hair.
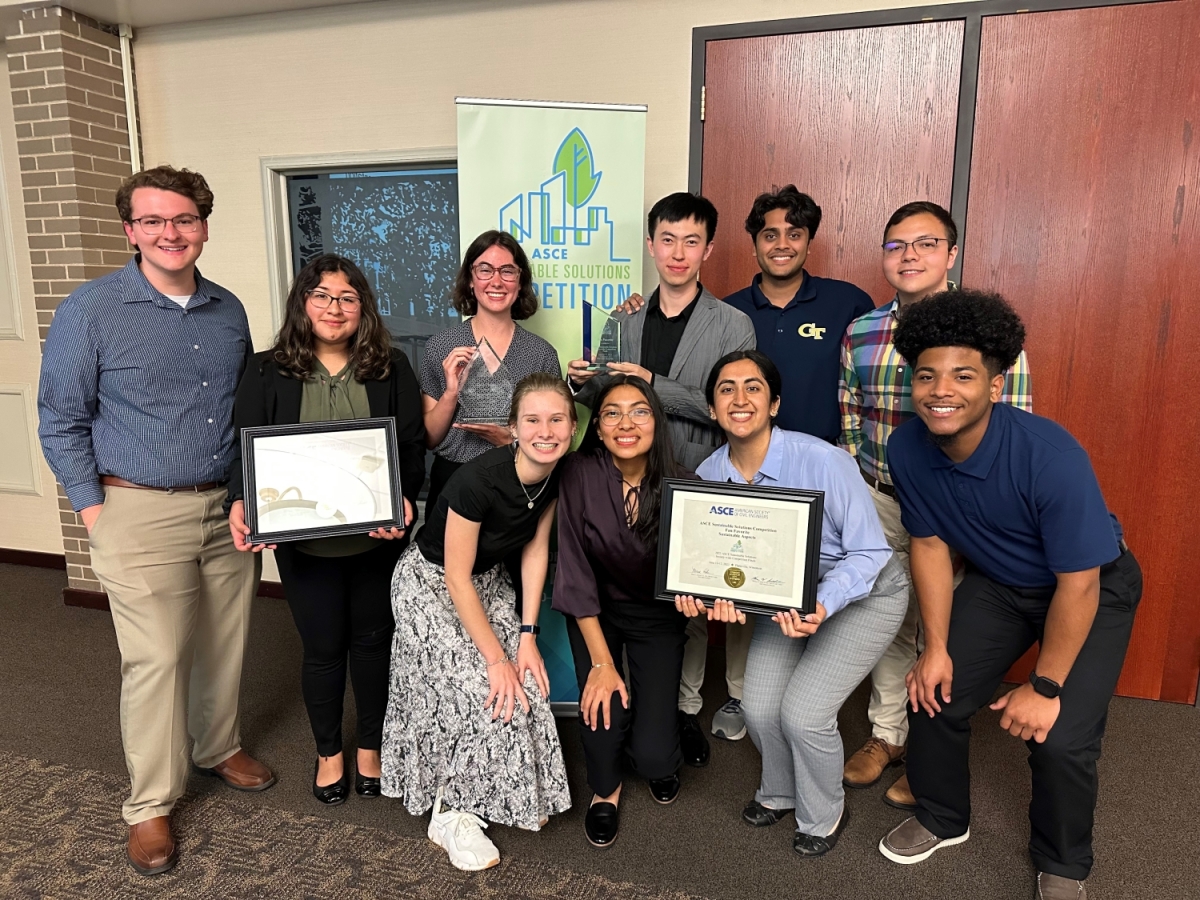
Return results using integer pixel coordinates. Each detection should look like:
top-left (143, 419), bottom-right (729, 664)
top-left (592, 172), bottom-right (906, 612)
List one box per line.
top-left (116, 165), bottom-right (214, 222)
top-left (272, 254), bottom-right (392, 382)
top-left (744, 185), bottom-right (821, 240)
top-left (577, 374), bottom-right (684, 548)
top-left (452, 230), bottom-right (539, 320)
top-left (892, 289), bottom-right (1026, 376)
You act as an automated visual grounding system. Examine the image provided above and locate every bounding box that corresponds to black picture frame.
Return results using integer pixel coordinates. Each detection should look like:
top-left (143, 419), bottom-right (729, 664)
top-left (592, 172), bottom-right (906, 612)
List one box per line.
top-left (242, 417), bottom-right (404, 544)
top-left (654, 478), bottom-right (824, 616)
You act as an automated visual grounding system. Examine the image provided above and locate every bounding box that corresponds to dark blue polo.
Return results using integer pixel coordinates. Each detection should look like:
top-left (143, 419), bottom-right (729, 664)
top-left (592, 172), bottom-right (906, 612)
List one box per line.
top-left (887, 402), bottom-right (1122, 587)
top-left (723, 271), bottom-right (874, 443)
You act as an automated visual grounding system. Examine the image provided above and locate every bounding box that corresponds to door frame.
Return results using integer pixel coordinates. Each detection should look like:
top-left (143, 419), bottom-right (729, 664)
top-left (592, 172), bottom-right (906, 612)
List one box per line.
top-left (688, 0), bottom-right (1172, 286)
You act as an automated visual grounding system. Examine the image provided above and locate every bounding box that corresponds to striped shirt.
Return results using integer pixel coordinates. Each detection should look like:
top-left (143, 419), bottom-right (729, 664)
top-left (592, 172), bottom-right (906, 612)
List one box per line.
top-left (838, 298), bottom-right (1033, 485)
top-left (38, 256), bottom-right (253, 511)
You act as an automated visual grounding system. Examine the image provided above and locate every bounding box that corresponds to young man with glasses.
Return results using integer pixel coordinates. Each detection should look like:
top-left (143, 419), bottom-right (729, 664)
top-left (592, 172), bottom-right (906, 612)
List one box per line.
top-left (837, 202), bottom-right (1032, 808)
top-left (38, 166), bottom-right (272, 877)
top-left (567, 192), bottom-right (755, 768)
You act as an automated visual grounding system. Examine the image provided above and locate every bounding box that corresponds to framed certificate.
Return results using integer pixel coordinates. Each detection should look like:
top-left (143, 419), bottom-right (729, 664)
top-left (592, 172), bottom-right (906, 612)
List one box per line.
top-left (654, 479), bottom-right (823, 616)
top-left (241, 418), bottom-right (404, 543)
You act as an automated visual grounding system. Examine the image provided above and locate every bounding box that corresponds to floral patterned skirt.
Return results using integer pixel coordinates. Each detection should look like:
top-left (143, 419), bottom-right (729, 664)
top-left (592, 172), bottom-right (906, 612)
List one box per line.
top-left (379, 544), bottom-right (571, 829)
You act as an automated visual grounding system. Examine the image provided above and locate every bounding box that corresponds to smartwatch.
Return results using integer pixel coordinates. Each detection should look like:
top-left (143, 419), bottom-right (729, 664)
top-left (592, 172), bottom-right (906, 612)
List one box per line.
top-left (519, 624), bottom-right (541, 636)
top-left (1029, 670), bottom-right (1062, 699)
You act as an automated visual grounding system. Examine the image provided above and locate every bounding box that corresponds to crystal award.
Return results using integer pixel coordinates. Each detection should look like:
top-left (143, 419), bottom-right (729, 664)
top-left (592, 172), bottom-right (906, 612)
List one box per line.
top-left (582, 301), bottom-right (623, 372)
top-left (457, 336), bottom-right (516, 425)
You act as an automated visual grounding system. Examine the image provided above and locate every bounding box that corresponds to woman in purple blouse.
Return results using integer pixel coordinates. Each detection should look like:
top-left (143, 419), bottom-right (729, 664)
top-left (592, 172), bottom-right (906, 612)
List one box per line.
top-left (552, 375), bottom-right (691, 849)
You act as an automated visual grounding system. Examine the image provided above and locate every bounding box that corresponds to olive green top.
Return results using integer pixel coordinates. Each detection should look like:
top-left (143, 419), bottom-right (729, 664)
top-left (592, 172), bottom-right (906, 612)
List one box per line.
top-left (296, 358), bottom-right (379, 558)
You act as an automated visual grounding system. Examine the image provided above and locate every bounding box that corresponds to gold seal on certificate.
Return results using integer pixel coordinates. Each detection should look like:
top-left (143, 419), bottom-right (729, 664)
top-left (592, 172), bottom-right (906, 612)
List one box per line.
top-left (654, 479), bottom-right (823, 616)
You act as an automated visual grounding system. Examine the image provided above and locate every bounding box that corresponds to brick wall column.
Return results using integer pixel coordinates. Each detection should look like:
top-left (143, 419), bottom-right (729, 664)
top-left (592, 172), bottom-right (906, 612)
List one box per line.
top-left (6, 5), bottom-right (135, 598)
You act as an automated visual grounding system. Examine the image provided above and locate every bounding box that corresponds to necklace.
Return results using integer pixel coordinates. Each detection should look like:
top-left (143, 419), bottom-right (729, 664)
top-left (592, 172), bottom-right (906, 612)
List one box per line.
top-left (515, 450), bottom-right (550, 509)
top-left (621, 478), bottom-right (641, 527)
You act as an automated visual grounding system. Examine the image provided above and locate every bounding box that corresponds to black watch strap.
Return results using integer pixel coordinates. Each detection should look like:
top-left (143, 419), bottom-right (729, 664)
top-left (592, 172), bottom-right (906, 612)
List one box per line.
top-left (1029, 670), bottom-right (1062, 699)
top-left (519, 624), bottom-right (540, 636)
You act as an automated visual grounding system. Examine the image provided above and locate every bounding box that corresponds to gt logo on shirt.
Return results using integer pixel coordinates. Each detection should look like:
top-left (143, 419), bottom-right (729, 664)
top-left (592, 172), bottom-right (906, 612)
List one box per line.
top-left (710, 506), bottom-right (736, 515)
top-left (798, 323), bottom-right (827, 339)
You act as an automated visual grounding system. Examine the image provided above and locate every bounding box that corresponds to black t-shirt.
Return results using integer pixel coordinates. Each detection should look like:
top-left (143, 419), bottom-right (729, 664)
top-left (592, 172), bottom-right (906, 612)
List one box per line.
top-left (640, 285), bottom-right (701, 377)
top-left (416, 445), bottom-right (560, 574)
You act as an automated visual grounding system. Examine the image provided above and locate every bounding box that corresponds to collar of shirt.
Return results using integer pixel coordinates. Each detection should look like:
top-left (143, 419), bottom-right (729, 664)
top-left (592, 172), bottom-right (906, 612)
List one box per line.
top-left (748, 271), bottom-right (815, 311)
top-left (927, 402), bottom-right (1006, 478)
top-left (715, 426), bottom-right (786, 485)
top-left (118, 254), bottom-right (220, 310)
top-left (647, 283), bottom-right (702, 322)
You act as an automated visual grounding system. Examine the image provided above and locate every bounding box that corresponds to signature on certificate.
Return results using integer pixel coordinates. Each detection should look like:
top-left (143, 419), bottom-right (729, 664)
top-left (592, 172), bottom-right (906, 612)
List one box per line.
top-left (752, 576), bottom-right (785, 587)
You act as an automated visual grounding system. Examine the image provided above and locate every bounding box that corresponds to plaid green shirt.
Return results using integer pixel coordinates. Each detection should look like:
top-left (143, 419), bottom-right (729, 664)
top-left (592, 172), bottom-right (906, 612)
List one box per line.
top-left (838, 298), bottom-right (1033, 484)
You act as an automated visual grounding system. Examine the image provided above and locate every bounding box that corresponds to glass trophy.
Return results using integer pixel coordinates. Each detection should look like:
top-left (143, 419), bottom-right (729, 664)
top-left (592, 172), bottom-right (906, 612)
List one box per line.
top-left (582, 301), bottom-right (623, 372)
top-left (457, 336), bottom-right (516, 424)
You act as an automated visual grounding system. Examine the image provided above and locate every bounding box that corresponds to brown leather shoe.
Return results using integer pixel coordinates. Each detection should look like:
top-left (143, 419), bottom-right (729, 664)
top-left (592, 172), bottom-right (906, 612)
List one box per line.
top-left (843, 737), bottom-right (904, 788)
top-left (195, 749), bottom-right (276, 792)
top-left (127, 815), bottom-right (177, 875)
top-left (884, 773), bottom-right (918, 810)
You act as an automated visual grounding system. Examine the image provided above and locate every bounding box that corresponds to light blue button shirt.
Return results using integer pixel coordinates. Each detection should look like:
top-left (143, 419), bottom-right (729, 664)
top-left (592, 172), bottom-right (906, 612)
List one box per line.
top-left (696, 427), bottom-right (892, 617)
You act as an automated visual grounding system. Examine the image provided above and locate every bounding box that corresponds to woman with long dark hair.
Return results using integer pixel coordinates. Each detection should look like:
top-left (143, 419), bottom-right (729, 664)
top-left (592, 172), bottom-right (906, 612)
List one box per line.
top-left (227, 254), bottom-right (426, 805)
top-left (552, 375), bottom-right (691, 848)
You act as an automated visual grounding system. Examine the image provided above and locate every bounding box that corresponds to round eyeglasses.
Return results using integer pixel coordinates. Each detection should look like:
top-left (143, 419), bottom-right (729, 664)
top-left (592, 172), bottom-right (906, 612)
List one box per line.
top-left (472, 262), bottom-right (521, 283)
top-left (306, 289), bottom-right (361, 310)
top-left (598, 407), bottom-right (653, 426)
top-left (128, 214), bottom-right (203, 235)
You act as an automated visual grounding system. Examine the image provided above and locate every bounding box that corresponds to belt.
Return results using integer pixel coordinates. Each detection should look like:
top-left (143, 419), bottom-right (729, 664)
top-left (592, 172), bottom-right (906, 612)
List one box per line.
top-left (861, 469), bottom-right (896, 498)
top-left (100, 475), bottom-right (221, 494)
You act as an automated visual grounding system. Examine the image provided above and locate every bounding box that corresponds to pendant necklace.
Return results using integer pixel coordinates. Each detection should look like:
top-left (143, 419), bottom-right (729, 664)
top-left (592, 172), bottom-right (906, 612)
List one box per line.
top-left (515, 449), bottom-right (550, 509)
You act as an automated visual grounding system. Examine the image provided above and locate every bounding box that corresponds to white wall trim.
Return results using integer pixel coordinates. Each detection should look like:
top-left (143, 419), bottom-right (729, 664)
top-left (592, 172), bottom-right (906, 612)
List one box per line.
top-left (0, 103), bottom-right (25, 341)
top-left (0, 382), bottom-right (42, 494)
top-left (259, 147), bottom-right (457, 338)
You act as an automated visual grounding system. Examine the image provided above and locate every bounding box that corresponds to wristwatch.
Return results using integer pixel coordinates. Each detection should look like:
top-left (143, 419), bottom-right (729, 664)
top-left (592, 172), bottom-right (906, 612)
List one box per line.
top-left (519, 624), bottom-right (541, 636)
top-left (1029, 670), bottom-right (1062, 699)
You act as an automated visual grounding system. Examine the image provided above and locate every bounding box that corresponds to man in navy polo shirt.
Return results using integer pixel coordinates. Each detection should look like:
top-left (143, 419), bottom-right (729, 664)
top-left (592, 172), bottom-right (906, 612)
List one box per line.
top-left (876, 290), bottom-right (1140, 900)
top-left (724, 186), bottom-right (875, 445)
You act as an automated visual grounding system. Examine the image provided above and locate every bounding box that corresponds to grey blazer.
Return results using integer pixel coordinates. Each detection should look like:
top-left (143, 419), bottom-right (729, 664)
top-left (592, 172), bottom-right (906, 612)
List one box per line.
top-left (575, 287), bottom-right (756, 471)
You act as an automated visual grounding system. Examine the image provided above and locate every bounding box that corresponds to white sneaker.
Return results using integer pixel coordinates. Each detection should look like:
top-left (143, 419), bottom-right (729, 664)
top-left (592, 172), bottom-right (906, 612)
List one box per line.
top-left (428, 787), bottom-right (500, 871)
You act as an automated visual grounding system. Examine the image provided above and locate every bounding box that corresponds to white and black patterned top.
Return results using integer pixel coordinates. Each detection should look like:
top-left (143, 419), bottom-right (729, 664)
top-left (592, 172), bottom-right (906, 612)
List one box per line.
top-left (420, 321), bottom-right (561, 463)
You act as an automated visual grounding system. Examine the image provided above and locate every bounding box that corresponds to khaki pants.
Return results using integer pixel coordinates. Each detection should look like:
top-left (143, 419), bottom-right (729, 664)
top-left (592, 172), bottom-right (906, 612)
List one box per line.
top-left (88, 485), bottom-right (259, 825)
top-left (678, 615), bottom-right (752, 715)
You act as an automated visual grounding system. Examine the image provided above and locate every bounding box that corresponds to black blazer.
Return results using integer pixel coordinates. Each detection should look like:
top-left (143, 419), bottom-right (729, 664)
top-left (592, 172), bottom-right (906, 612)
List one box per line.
top-left (226, 348), bottom-right (427, 521)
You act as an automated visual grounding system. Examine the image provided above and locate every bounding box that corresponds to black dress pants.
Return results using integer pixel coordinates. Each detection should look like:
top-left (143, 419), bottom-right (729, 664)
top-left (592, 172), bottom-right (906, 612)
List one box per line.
top-left (274, 540), bottom-right (404, 756)
top-left (906, 549), bottom-right (1142, 880)
top-left (566, 600), bottom-right (688, 797)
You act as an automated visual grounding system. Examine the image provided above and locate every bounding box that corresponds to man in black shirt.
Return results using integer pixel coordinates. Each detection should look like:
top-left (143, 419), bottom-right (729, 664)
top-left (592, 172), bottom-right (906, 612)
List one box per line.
top-left (568, 191), bottom-right (754, 768)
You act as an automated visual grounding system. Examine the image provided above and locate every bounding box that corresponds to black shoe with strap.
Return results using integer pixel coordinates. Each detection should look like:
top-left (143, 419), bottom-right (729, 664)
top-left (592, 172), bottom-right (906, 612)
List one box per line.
top-left (793, 806), bottom-right (849, 858)
top-left (742, 799), bottom-right (794, 827)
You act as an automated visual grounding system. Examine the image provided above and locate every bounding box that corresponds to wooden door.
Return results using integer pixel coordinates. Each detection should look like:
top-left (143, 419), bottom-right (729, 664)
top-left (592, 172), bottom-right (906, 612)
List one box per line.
top-left (700, 22), bottom-right (963, 303)
top-left (965, 2), bottom-right (1200, 702)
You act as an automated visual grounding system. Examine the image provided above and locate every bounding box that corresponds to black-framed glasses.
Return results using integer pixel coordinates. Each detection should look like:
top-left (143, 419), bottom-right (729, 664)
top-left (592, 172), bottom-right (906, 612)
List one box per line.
top-left (472, 262), bottom-right (521, 283)
top-left (882, 237), bottom-right (950, 257)
top-left (598, 407), bottom-right (653, 426)
top-left (129, 214), bottom-right (203, 235)
top-left (306, 289), bottom-right (361, 310)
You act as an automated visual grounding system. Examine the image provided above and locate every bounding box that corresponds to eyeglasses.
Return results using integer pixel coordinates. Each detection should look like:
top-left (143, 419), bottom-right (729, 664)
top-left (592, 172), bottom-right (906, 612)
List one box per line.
top-left (129, 214), bottom-right (203, 234)
top-left (306, 289), bottom-right (361, 310)
top-left (882, 237), bottom-right (950, 257)
top-left (599, 408), bottom-right (653, 426)
top-left (472, 263), bottom-right (521, 283)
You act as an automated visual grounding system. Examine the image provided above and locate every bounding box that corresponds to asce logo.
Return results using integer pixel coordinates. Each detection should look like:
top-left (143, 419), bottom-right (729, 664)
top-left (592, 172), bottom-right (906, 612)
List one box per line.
top-left (710, 506), bottom-right (736, 515)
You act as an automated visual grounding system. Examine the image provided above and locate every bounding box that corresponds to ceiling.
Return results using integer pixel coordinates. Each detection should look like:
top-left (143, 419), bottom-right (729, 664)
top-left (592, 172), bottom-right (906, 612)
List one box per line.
top-left (0, 0), bottom-right (382, 30)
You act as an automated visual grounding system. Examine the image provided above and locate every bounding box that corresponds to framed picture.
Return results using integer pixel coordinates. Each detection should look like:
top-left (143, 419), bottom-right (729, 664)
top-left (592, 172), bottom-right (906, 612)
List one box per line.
top-left (241, 418), bottom-right (404, 544)
top-left (654, 479), bottom-right (824, 616)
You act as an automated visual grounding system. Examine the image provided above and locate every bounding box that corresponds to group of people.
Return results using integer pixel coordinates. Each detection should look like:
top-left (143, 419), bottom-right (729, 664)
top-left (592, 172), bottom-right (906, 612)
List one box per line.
top-left (36, 165), bottom-right (1140, 900)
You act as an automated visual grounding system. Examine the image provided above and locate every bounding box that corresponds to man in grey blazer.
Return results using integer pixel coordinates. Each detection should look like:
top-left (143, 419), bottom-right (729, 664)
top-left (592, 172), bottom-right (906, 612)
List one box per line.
top-left (568, 192), bottom-right (755, 771)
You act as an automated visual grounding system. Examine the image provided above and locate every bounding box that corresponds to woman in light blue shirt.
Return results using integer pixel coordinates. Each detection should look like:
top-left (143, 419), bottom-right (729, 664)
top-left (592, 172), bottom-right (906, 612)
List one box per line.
top-left (676, 349), bottom-right (908, 858)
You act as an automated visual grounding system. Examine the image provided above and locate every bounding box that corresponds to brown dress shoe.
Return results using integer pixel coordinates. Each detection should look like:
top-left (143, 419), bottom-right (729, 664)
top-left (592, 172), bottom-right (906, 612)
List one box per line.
top-left (195, 749), bottom-right (276, 792)
top-left (843, 737), bottom-right (904, 788)
top-left (127, 815), bottom-right (177, 875)
top-left (1036, 872), bottom-right (1088, 899)
top-left (884, 773), bottom-right (918, 810)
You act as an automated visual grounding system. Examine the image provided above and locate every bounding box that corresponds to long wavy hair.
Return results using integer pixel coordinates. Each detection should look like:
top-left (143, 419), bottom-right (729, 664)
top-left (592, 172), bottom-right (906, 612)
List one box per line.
top-left (577, 375), bottom-right (683, 547)
top-left (272, 254), bottom-right (392, 382)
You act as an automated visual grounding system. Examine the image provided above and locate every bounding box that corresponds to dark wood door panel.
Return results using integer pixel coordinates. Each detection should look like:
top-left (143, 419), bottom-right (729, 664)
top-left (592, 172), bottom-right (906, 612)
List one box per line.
top-left (965, 2), bottom-right (1200, 701)
top-left (700, 21), bottom-right (963, 303)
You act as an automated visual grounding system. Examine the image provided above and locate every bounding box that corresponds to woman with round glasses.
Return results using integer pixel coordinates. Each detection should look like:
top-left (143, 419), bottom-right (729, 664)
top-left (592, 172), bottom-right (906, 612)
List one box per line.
top-left (227, 254), bottom-right (427, 805)
top-left (421, 230), bottom-right (562, 514)
top-left (552, 375), bottom-right (691, 848)
top-left (676, 350), bottom-right (908, 858)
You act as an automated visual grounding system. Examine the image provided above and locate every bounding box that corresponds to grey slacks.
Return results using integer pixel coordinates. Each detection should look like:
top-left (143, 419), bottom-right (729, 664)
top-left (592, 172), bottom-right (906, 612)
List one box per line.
top-left (743, 555), bottom-right (909, 835)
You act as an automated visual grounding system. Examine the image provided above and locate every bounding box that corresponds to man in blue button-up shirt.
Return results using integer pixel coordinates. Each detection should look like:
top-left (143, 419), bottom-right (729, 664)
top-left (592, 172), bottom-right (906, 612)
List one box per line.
top-left (38, 166), bottom-right (273, 876)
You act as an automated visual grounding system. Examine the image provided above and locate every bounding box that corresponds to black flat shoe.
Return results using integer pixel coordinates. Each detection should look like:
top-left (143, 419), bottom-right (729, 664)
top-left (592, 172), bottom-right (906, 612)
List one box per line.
top-left (312, 760), bottom-right (349, 805)
top-left (585, 800), bottom-right (619, 848)
top-left (647, 774), bottom-right (680, 805)
top-left (742, 799), bottom-right (794, 827)
top-left (678, 712), bottom-right (710, 768)
top-left (793, 805), bottom-right (849, 858)
top-left (355, 771), bottom-right (381, 797)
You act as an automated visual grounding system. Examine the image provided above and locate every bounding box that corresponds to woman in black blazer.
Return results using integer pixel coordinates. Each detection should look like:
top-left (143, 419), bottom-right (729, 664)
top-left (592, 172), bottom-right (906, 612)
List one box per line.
top-left (226, 254), bottom-right (425, 805)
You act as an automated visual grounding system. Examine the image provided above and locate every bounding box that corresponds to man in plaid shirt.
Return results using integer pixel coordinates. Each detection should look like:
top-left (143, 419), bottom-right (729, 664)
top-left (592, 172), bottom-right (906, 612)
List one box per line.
top-left (838, 202), bottom-right (1032, 808)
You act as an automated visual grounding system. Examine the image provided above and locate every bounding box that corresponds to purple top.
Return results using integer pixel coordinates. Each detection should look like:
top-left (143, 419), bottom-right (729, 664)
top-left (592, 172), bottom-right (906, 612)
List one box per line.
top-left (552, 450), bottom-right (695, 619)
